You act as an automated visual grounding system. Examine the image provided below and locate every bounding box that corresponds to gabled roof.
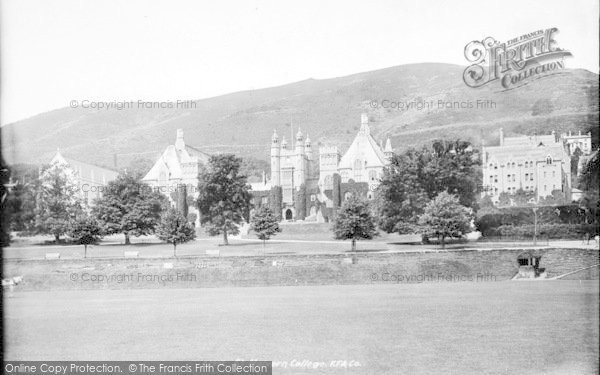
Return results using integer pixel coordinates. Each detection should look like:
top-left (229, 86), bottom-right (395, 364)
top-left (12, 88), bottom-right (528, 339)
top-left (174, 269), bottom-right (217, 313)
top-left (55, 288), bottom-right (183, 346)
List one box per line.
top-left (339, 126), bottom-right (387, 169)
top-left (485, 141), bottom-right (567, 163)
top-left (142, 130), bottom-right (210, 182)
top-left (50, 151), bottom-right (119, 184)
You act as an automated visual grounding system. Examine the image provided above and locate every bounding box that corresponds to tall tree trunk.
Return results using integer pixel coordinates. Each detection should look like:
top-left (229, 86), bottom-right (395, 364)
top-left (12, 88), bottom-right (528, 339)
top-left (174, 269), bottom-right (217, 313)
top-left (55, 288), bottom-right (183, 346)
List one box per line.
top-left (173, 242), bottom-right (177, 257)
top-left (222, 228), bottom-right (228, 245)
top-left (441, 235), bottom-right (446, 249)
top-left (125, 233), bottom-right (130, 245)
top-left (351, 238), bottom-right (356, 252)
top-left (54, 233), bottom-right (60, 243)
top-left (84, 244), bottom-right (87, 258)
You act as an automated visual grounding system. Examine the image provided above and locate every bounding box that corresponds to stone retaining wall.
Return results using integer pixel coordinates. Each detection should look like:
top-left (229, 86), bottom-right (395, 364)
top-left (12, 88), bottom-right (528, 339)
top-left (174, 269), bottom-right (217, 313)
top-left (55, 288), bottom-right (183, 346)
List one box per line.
top-left (3, 248), bottom-right (598, 291)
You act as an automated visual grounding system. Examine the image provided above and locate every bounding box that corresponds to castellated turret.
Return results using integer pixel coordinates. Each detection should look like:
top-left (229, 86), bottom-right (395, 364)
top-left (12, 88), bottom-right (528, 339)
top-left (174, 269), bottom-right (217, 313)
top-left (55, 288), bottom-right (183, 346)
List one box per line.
top-left (305, 134), bottom-right (312, 160)
top-left (294, 128), bottom-right (306, 187)
top-left (270, 130), bottom-right (281, 186)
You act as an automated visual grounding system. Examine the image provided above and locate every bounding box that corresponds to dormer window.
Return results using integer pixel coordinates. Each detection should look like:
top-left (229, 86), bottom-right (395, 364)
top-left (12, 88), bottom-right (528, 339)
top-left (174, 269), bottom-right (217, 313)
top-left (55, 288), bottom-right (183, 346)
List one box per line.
top-left (546, 156), bottom-right (552, 165)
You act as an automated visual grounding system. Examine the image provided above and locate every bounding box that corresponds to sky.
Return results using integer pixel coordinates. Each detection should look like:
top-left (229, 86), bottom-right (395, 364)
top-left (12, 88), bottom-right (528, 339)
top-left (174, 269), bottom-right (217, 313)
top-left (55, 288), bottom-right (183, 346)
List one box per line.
top-left (1, 0), bottom-right (598, 125)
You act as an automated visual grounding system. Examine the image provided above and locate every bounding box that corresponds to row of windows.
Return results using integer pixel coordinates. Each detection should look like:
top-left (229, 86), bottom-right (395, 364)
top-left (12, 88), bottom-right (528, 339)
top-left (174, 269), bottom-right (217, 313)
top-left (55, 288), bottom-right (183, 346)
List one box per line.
top-left (488, 170), bottom-right (558, 184)
top-left (487, 183), bottom-right (559, 196)
top-left (487, 157), bottom-right (553, 170)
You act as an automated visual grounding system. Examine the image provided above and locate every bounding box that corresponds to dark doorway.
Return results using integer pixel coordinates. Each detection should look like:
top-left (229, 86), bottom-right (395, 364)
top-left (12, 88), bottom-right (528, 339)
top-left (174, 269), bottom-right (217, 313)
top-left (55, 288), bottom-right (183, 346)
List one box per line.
top-left (285, 209), bottom-right (293, 220)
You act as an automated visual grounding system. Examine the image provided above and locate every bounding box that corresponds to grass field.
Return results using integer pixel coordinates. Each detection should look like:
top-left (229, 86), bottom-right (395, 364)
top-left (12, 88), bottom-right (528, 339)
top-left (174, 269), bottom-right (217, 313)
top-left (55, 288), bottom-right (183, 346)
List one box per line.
top-left (3, 281), bottom-right (598, 374)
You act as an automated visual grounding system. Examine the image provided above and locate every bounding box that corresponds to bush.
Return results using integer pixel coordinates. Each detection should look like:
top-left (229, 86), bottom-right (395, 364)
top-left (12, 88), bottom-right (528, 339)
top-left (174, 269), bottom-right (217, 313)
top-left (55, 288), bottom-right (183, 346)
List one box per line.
top-left (476, 206), bottom-right (588, 237)
top-left (488, 224), bottom-right (598, 239)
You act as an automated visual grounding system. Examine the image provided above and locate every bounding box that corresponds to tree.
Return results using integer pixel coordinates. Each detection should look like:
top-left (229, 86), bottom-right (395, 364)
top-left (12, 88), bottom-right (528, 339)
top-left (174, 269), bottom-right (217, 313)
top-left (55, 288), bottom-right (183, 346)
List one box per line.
top-left (418, 191), bottom-right (474, 249)
top-left (250, 206), bottom-right (281, 247)
top-left (497, 192), bottom-right (511, 207)
top-left (4, 164), bottom-right (39, 233)
top-left (0, 156), bottom-right (11, 247)
top-left (155, 208), bottom-right (196, 256)
top-left (513, 188), bottom-right (535, 206)
top-left (477, 194), bottom-right (494, 209)
top-left (34, 163), bottom-right (82, 242)
top-left (92, 172), bottom-right (166, 244)
top-left (176, 184), bottom-right (189, 218)
top-left (577, 152), bottom-right (599, 226)
top-left (5, 181), bottom-right (38, 232)
top-left (539, 190), bottom-right (566, 205)
top-left (294, 184), bottom-right (307, 220)
top-left (68, 215), bottom-right (103, 258)
top-left (332, 196), bottom-right (377, 251)
top-left (197, 154), bottom-right (252, 245)
top-left (375, 140), bottom-right (480, 235)
top-left (268, 186), bottom-right (283, 220)
top-left (375, 150), bottom-right (429, 234)
top-left (423, 140), bottom-right (481, 209)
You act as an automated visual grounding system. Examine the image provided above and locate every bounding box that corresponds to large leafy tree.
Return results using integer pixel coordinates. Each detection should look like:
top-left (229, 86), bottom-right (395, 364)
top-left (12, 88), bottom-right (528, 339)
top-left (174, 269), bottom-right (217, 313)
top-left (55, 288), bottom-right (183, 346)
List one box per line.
top-left (5, 181), bottom-right (38, 232)
top-left (4, 164), bottom-right (39, 233)
top-left (376, 139), bottom-right (480, 235)
top-left (34, 163), bottom-right (83, 242)
top-left (250, 206), bottom-right (281, 247)
top-left (422, 140), bottom-right (481, 208)
top-left (197, 154), bottom-right (252, 245)
top-left (0, 156), bottom-right (11, 247)
top-left (156, 208), bottom-right (196, 256)
top-left (375, 150), bottom-right (429, 234)
top-left (333, 196), bottom-right (377, 251)
top-left (577, 152), bottom-right (599, 226)
top-left (68, 215), bottom-right (103, 258)
top-left (92, 172), bottom-right (166, 244)
top-left (418, 191), bottom-right (474, 249)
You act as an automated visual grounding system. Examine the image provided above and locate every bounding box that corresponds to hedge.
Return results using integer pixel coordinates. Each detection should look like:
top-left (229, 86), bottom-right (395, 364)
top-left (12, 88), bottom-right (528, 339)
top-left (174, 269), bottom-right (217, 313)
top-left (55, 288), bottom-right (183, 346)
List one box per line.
top-left (486, 224), bottom-right (598, 239)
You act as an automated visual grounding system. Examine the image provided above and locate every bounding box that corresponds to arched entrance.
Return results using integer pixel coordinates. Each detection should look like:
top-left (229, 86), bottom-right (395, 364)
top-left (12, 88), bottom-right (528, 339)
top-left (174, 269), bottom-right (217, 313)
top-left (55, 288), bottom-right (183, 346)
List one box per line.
top-left (285, 209), bottom-right (293, 220)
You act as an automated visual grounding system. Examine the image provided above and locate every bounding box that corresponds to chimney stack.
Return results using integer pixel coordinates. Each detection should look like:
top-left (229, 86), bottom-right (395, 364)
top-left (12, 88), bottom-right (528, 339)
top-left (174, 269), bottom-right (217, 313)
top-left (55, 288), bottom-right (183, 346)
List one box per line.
top-left (175, 129), bottom-right (185, 150)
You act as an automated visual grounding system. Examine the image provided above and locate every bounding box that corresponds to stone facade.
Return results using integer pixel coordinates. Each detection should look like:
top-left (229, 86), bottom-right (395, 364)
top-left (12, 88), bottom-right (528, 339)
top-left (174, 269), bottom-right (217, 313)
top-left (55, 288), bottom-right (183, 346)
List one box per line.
top-left (142, 129), bottom-right (210, 225)
top-left (481, 129), bottom-right (592, 204)
top-left (251, 113), bottom-right (393, 221)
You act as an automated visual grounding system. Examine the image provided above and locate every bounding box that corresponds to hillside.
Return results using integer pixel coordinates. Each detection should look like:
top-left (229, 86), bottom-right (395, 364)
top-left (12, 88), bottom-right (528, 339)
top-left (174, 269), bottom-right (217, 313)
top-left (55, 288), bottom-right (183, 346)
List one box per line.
top-left (2, 63), bottom-right (598, 172)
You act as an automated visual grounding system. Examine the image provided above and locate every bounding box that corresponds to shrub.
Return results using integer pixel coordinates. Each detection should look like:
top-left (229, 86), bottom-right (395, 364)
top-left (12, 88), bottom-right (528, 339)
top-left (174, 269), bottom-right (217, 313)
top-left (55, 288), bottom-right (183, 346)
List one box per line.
top-left (490, 224), bottom-right (598, 239)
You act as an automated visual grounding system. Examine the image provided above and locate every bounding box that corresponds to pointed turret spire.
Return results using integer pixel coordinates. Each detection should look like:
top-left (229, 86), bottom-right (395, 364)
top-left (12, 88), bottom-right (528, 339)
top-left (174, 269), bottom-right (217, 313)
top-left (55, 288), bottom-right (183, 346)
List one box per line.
top-left (384, 137), bottom-right (393, 160)
top-left (384, 137), bottom-right (393, 153)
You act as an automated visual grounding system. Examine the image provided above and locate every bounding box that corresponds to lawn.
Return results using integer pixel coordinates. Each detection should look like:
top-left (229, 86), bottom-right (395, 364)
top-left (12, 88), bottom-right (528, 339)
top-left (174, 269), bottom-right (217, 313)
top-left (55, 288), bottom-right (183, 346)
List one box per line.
top-left (3, 281), bottom-right (598, 374)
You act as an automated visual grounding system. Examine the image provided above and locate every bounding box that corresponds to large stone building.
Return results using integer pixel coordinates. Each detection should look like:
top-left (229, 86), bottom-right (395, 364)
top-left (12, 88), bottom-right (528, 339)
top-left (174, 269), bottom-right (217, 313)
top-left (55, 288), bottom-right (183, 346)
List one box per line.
top-left (142, 129), bottom-right (209, 225)
top-left (481, 129), bottom-right (592, 204)
top-left (47, 151), bottom-right (119, 206)
top-left (251, 113), bottom-right (393, 221)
